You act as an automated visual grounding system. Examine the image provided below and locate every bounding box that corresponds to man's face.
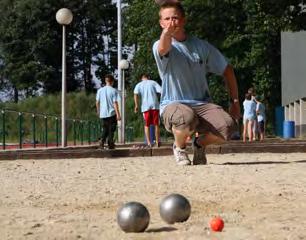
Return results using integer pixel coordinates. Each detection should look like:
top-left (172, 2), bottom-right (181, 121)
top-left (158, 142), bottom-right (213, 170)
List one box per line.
top-left (159, 7), bottom-right (185, 31)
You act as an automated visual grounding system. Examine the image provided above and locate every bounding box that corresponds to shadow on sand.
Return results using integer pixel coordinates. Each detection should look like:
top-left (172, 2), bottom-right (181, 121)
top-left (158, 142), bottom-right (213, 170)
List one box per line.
top-left (146, 226), bottom-right (177, 233)
top-left (214, 159), bottom-right (306, 165)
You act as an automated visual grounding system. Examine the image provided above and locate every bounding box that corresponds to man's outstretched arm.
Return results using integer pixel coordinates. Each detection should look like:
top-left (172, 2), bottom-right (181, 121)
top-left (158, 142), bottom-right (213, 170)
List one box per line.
top-left (223, 65), bottom-right (241, 120)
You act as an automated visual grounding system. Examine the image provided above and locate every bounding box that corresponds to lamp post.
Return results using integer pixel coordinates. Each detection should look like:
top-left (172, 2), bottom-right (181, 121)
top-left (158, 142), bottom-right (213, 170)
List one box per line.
top-left (118, 59), bottom-right (129, 143)
top-left (117, 0), bottom-right (123, 143)
top-left (56, 8), bottom-right (73, 148)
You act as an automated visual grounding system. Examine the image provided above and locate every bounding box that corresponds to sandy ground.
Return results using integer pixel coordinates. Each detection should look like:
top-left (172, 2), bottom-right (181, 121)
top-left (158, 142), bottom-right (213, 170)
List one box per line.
top-left (0, 152), bottom-right (306, 240)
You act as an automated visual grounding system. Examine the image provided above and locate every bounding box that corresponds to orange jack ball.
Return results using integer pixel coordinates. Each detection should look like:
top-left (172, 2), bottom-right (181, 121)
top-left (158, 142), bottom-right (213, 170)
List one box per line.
top-left (210, 217), bottom-right (224, 232)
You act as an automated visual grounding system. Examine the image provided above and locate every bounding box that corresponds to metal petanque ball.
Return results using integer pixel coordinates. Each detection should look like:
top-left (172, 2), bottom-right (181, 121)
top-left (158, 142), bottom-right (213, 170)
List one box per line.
top-left (117, 202), bottom-right (150, 233)
top-left (159, 193), bottom-right (191, 224)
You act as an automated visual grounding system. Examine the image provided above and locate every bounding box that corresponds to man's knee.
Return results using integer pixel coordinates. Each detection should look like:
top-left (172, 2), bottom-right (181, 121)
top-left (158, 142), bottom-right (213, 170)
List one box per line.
top-left (162, 103), bottom-right (198, 133)
top-left (196, 104), bottom-right (237, 141)
top-left (172, 127), bottom-right (193, 138)
top-left (219, 117), bottom-right (237, 141)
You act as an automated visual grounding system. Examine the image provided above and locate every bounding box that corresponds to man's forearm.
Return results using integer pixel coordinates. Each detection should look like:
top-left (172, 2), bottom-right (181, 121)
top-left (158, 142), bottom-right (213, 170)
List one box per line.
top-left (223, 64), bottom-right (241, 120)
top-left (114, 102), bottom-right (120, 118)
top-left (134, 94), bottom-right (139, 108)
top-left (223, 65), bottom-right (239, 100)
top-left (96, 102), bottom-right (100, 114)
top-left (158, 31), bottom-right (172, 56)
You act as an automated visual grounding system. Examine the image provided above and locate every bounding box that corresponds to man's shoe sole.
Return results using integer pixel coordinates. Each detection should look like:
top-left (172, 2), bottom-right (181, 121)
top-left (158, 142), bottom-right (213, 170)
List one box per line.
top-left (176, 160), bottom-right (191, 166)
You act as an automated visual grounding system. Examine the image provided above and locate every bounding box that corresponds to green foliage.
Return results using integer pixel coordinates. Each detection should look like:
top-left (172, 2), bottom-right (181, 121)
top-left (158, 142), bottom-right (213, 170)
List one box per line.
top-left (0, 91), bottom-right (96, 120)
top-left (1, 0), bottom-right (306, 137)
top-left (0, 91), bottom-right (165, 142)
top-left (0, 0), bottom-right (117, 102)
top-left (123, 0), bottom-right (161, 87)
top-left (124, 89), bottom-right (145, 139)
top-left (0, 92), bottom-right (99, 143)
top-left (0, 0), bottom-right (62, 100)
top-left (124, 0), bottom-right (306, 135)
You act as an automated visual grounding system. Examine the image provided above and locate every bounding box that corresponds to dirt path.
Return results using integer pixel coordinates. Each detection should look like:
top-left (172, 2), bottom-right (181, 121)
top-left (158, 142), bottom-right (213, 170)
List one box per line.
top-left (0, 153), bottom-right (305, 240)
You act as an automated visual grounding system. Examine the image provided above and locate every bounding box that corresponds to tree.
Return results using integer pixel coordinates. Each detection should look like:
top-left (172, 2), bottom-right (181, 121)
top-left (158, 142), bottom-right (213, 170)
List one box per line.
top-left (0, 0), bottom-right (58, 101)
top-left (0, 0), bottom-right (118, 102)
top-left (124, 0), bottom-right (306, 133)
top-left (123, 0), bottom-right (161, 87)
top-left (66, 0), bottom-right (118, 93)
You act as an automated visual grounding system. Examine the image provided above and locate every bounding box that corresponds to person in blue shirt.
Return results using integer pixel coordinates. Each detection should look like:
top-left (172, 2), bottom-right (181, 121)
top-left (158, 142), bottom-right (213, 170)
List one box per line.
top-left (134, 74), bottom-right (162, 147)
top-left (96, 74), bottom-right (121, 149)
top-left (255, 95), bottom-right (266, 141)
top-left (248, 87), bottom-right (258, 140)
top-left (153, 2), bottom-right (240, 165)
top-left (242, 93), bottom-right (257, 142)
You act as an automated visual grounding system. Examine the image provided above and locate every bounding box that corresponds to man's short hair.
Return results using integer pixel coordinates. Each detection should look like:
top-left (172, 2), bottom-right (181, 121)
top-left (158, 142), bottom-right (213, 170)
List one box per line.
top-left (141, 74), bottom-right (149, 79)
top-left (105, 74), bottom-right (115, 83)
top-left (245, 93), bottom-right (252, 100)
top-left (247, 87), bottom-right (255, 95)
top-left (159, 2), bottom-right (185, 18)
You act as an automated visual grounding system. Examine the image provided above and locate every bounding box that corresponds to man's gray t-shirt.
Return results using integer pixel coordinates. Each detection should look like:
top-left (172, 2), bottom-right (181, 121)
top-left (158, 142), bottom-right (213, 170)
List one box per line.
top-left (133, 80), bottom-right (162, 112)
top-left (96, 86), bottom-right (119, 118)
top-left (152, 35), bottom-right (228, 113)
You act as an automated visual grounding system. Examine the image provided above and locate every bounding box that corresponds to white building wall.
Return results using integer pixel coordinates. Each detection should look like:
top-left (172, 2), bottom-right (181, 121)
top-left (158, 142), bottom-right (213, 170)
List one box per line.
top-left (294, 101), bottom-right (300, 137)
top-left (300, 98), bottom-right (306, 137)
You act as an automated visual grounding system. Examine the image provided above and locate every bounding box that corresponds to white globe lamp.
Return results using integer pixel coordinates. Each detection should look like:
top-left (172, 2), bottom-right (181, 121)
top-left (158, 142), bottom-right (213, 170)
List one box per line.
top-left (56, 8), bottom-right (73, 25)
top-left (119, 59), bottom-right (129, 70)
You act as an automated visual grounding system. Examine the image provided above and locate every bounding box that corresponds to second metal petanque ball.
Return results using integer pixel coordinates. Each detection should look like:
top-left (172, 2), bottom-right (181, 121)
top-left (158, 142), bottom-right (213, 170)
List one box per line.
top-left (159, 193), bottom-right (191, 224)
top-left (117, 202), bottom-right (150, 233)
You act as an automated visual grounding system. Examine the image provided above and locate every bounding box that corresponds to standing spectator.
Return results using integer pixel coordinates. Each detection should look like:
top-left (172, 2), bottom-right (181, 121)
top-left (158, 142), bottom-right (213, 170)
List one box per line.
top-left (96, 74), bottom-right (121, 149)
top-left (134, 74), bottom-right (162, 147)
top-left (152, 2), bottom-right (240, 165)
top-left (255, 95), bottom-right (266, 141)
top-left (248, 87), bottom-right (258, 140)
top-left (243, 93), bottom-right (257, 142)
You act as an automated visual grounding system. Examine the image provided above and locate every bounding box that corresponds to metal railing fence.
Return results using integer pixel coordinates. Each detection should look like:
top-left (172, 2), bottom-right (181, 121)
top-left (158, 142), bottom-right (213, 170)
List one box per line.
top-left (0, 109), bottom-right (102, 150)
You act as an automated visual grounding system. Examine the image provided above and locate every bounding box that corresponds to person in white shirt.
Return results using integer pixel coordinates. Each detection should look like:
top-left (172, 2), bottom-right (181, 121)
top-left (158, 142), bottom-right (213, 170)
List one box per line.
top-left (243, 93), bottom-right (257, 142)
top-left (248, 87), bottom-right (258, 140)
top-left (96, 74), bottom-right (121, 149)
top-left (134, 74), bottom-right (162, 147)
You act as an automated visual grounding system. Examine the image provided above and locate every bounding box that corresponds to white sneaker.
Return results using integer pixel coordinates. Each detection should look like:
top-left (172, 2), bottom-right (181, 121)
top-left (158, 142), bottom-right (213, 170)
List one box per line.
top-left (192, 137), bottom-right (207, 165)
top-left (173, 144), bottom-right (191, 166)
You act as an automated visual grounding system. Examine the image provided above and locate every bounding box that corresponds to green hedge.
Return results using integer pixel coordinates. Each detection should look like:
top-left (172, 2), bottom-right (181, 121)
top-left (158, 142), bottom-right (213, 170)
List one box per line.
top-left (0, 91), bottom-right (172, 143)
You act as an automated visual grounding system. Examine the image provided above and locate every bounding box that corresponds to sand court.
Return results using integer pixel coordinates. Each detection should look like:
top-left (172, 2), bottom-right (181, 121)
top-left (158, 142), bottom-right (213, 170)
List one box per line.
top-left (1, 153), bottom-right (306, 239)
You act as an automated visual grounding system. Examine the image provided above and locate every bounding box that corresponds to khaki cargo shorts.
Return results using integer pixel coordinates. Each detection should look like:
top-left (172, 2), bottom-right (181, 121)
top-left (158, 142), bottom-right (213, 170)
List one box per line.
top-left (162, 102), bottom-right (236, 141)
